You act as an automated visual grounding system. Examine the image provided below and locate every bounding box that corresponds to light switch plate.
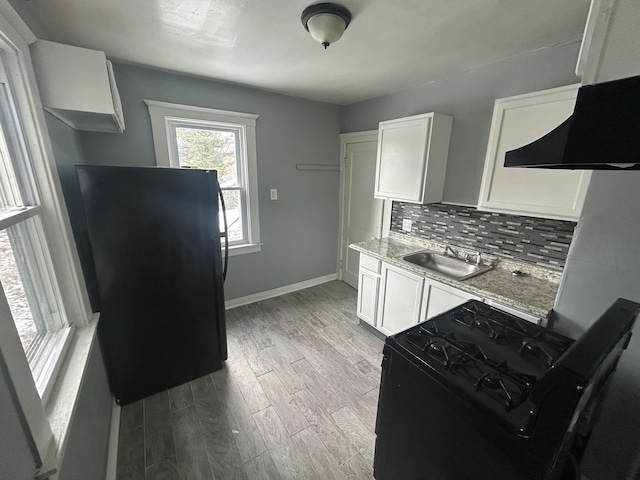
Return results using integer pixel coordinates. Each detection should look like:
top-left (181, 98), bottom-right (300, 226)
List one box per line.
top-left (402, 219), bottom-right (412, 232)
top-left (270, 189), bottom-right (278, 200)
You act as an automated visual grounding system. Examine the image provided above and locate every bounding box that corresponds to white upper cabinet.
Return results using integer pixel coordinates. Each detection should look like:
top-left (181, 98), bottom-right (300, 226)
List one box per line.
top-left (31, 40), bottom-right (125, 133)
top-left (577, 0), bottom-right (640, 84)
top-left (478, 84), bottom-right (591, 221)
top-left (374, 113), bottom-right (452, 204)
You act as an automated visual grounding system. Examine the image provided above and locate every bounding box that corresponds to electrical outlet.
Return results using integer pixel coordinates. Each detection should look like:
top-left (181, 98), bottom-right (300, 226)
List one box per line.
top-left (402, 219), bottom-right (412, 232)
top-left (270, 189), bottom-right (278, 200)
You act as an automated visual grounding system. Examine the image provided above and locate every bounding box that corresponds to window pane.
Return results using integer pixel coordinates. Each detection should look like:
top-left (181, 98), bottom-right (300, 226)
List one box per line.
top-left (0, 105), bottom-right (24, 209)
top-left (0, 227), bottom-right (38, 352)
top-left (0, 216), bottom-right (66, 362)
top-left (175, 126), bottom-right (239, 186)
top-left (220, 189), bottom-right (244, 243)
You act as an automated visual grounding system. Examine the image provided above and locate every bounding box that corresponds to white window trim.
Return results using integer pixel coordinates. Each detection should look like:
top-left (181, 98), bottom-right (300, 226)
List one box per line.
top-left (145, 99), bottom-right (262, 256)
top-left (0, 2), bottom-right (96, 477)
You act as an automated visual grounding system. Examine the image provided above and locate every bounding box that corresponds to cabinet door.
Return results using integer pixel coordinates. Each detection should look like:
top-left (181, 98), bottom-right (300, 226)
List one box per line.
top-left (374, 113), bottom-right (452, 204)
top-left (357, 269), bottom-right (380, 327)
top-left (378, 264), bottom-right (424, 336)
top-left (478, 84), bottom-right (591, 221)
top-left (375, 116), bottom-right (431, 202)
top-left (422, 279), bottom-right (482, 321)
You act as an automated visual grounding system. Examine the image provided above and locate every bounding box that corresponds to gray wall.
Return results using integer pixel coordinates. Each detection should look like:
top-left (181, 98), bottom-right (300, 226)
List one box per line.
top-left (554, 171), bottom-right (640, 480)
top-left (341, 41), bottom-right (582, 206)
top-left (0, 362), bottom-right (38, 480)
top-left (57, 341), bottom-right (112, 480)
top-left (78, 63), bottom-right (342, 301)
top-left (46, 113), bottom-right (101, 311)
top-left (45, 115), bottom-right (113, 480)
top-left (0, 341), bottom-right (111, 480)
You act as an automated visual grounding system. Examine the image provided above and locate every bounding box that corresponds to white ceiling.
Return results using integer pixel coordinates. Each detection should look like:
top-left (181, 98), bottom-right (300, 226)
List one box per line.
top-left (12, 0), bottom-right (590, 105)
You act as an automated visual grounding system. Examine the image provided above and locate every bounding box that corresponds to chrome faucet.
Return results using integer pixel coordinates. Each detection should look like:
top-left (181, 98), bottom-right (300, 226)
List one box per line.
top-left (465, 251), bottom-right (483, 266)
top-left (444, 246), bottom-right (458, 258)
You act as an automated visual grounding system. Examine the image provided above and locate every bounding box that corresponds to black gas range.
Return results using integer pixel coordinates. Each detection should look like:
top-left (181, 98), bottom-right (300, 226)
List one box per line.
top-left (374, 298), bottom-right (639, 480)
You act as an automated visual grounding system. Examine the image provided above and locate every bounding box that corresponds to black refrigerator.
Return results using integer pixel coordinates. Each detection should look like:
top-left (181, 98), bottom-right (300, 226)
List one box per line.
top-left (76, 165), bottom-right (228, 405)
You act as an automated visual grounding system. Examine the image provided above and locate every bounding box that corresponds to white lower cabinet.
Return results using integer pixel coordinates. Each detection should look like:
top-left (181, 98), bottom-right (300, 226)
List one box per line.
top-left (356, 258), bottom-right (537, 336)
top-left (357, 269), bottom-right (380, 327)
top-left (421, 279), bottom-right (482, 321)
top-left (377, 263), bottom-right (424, 336)
top-left (356, 254), bottom-right (381, 327)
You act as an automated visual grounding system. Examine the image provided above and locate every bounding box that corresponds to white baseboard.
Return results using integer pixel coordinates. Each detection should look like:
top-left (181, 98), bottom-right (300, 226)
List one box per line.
top-left (225, 273), bottom-right (338, 309)
top-left (105, 398), bottom-right (120, 480)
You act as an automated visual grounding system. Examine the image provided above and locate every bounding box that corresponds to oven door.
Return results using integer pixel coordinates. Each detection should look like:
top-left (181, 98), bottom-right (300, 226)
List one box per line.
top-left (374, 345), bottom-right (531, 480)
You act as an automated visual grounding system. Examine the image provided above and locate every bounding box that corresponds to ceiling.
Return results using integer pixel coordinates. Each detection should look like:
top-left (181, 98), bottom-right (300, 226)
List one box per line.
top-left (11, 0), bottom-right (590, 105)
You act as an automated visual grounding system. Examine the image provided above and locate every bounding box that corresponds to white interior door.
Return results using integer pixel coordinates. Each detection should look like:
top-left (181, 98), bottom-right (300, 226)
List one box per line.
top-left (340, 138), bottom-right (384, 288)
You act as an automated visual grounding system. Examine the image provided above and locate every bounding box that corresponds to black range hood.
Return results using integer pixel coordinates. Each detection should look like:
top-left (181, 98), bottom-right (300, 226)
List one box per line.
top-left (505, 75), bottom-right (640, 170)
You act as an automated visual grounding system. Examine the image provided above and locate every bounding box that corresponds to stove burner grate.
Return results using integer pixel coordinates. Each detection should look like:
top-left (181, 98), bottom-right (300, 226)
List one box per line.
top-left (401, 304), bottom-right (558, 411)
top-left (406, 326), bottom-right (469, 366)
top-left (520, 332), bottom-right (573, 366)
top-left (449, 352), bottom-right (536, 410)
top-left (449, 304), bottom-right (572, 365)
top-left (405, 323), bottom-right (538, 410)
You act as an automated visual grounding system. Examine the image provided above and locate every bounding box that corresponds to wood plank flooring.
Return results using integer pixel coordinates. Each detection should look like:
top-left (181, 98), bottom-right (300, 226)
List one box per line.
top-left (116, 280), bottom-right (383, 480)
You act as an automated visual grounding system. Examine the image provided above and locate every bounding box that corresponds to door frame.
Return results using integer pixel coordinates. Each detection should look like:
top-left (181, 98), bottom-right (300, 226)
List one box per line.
top-left (337, 130), bottom-right (386, 283)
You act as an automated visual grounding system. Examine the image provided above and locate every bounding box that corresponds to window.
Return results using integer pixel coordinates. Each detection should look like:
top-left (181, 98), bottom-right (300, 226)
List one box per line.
top-left (0, 60), bottom-right (73, 404)
top-left (0, 7), bottom-right (94, 471)
top-left (146, 100), bottom-right (261, 255)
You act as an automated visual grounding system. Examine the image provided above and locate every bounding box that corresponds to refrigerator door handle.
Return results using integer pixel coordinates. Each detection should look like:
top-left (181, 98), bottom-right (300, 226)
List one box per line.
top-left (218, 185), bottom-right (229, 282)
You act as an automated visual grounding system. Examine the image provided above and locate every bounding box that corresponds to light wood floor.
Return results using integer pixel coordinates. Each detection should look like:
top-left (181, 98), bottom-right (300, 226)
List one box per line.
top-left (116, 280), bottom-right (384, 479)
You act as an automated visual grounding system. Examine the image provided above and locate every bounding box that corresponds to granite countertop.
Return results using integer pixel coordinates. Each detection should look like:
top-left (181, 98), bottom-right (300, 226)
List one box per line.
top-left (350, 234), bottom-right (561, 319)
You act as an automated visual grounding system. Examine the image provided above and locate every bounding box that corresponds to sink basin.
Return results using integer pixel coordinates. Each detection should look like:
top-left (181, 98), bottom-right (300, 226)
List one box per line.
top-left (398, 251), bottom-right (492, 281)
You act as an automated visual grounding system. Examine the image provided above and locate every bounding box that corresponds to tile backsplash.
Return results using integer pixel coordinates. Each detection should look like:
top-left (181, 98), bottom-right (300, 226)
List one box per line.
top-left (391, 202), bottom-right (576, 269)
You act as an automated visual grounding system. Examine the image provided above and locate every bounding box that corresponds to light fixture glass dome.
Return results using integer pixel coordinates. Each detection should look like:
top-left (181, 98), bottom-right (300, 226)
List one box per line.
top-left (307, 13), bottom-right (347, 47)
top-left (301, 3), bottom-right (352, 49)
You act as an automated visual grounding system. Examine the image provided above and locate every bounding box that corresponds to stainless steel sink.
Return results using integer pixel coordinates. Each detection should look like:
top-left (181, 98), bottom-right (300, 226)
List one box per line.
top-left (398, 251), bottom-right (493, 281)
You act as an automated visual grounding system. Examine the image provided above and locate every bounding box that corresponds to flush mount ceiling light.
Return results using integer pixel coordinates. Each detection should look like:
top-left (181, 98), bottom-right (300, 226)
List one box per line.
top-left (301, 2), bottom-right (351, 49)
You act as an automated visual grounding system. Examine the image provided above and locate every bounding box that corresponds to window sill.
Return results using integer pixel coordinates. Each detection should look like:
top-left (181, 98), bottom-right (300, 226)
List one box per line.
top-left (37, 314), bottom-right (100, 479)
top-left (228, 243), bottom-right (262, 257)
top-left (29, 325), bottom-right (75, 406)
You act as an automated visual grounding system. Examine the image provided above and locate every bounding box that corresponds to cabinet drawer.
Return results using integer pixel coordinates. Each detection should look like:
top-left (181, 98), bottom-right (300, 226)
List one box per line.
top-left (360, 254), bottom-right (381, 274)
